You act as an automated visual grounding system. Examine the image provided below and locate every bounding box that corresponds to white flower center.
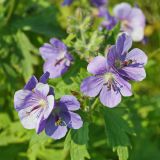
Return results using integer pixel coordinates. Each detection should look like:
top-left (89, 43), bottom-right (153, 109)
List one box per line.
top-left (104, 72), bottom-right (114, 82)
top-left (39, 99), bottom-right (47, 108)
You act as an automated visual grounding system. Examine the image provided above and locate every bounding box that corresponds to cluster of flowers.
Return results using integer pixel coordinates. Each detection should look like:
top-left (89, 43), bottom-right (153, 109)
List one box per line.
top-left (81, 33), bottom-right (147, 107)
top-left (14, 0), bottom-right (147, 139)
top-left (14, 32), bottom-right (147, 139)
top-left (63, 0), bottom-right (146, 42)
top-left (99, 2), bottom-right (146, 42)
top-left (14, 72), bottom-right (83, 139)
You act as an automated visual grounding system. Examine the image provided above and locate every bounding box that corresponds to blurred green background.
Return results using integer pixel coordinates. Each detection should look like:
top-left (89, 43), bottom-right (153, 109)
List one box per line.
top-left (0, 0), bottom-right (160, 160)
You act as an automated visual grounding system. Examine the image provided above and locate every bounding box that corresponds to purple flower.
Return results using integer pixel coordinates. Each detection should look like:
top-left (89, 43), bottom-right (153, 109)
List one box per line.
top-left (113, 2), bottom-right (146, 42)
top-left (91, 0), bottom-right (107, 7)
top-left (62, 0), bottom-right (107, 7)
top-left (45, 95), bottom-right (83, 139)
top-left (40, 38), bottom-right (73, 78)
top-left (81, 56), bottom-right (132, 108)
top-left (99, 7), bottom-right (117, 30)
top-left (14, 72), bottom-right (55, 134)
top-left (107, 33), bottom-right (148, 81)
top-left (62, 0), bottom-right (73, 6)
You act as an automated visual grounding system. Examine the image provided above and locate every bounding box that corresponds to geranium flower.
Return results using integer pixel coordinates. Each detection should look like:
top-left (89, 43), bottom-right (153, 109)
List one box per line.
top-left (99, 7), bottom-right (117, 30)
top-left (45, 95), bottom-right (83, 139)
top-left (40, 38), bottom-right (73, 78)
top-left (113, 2), bottom-right (146, 41)
top-left (107, 33), bottom-right (148, 81)
top-left (81, 56), bottom-right (132, 108)
top-left (14, 72), bottom-right (54, 134)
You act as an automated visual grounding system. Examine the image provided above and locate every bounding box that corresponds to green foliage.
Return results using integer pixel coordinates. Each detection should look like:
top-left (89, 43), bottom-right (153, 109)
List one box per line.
top-left (102, 107), bottom-right (135, 160)
top-left (15, 30), bottom-right (38, 81)
top-left (102, 107), bottom-right (134, 147)
top-left (64, 123), bottom-right (90, 160)
top-left (115, 146), bottom-right (129, 160)
top-left (0, 0), bottom-right (160, 160)
top-left (66, 9), bottom-right (104, 58)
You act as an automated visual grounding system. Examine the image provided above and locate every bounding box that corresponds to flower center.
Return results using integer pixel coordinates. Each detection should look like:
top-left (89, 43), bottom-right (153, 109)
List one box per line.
top-left (115, 59), bottom-right (122, 68)
top-left (39, 99), bottom-right (47, 108)
top-left (122, 20), bottom-right (133, 31)
top-left (104, 72), bottom-right (114, 82)
top-left (104, 72), bottom-right (115, 90)
top-left (115, 59), bottom-right (133, 69)
top-left (55, 117), bottom-right (63, 126)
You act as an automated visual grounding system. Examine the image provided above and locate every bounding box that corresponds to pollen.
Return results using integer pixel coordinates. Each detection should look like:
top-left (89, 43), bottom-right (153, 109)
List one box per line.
top-left (55, 119), bottom-right (63, 126)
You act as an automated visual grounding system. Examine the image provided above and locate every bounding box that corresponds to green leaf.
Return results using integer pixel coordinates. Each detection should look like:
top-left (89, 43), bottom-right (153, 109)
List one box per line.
top-left (15, 30), bottom-right (38, 81)
top-left (0, 122), bottom-right (31, 146)
top-left (70, 141), bottom-right (90, 160)
top-left (102, 107), bottom-right (135, 160)
top-left (71, 122), bottom-right (89, 145)
top-left (27, 132), bottom-right (51, 160)
top-left (102, 108), bottom-right (134, 147)
top-left (64, 123), bottom-right (90, 160)
top-left (29, 132), bottom-right (50, 148)
top-left (64, 130), bottom-right (72, 150)
top-left (0, 113), bottom-right (11, 129)
top-left (114, 146), bottom-right (129, 160)
top-left (12, 7), bottom-right (65, 37)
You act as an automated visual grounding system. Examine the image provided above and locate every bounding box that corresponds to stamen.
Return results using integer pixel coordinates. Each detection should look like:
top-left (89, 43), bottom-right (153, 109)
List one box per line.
top-left (104, 72), bottom-right (114, 82)
top-left (55, 119), bottom-right (63, 126)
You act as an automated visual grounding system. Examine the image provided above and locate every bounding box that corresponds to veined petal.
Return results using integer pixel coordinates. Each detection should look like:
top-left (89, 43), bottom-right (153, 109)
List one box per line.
top-left (18, 106), bottom-right (43, 129)
top-left (36, 115), bottom-right (46, 134)
top-left (49, 87), bottom-right (55, 96)
top-left (128, 8), bottom-right (145, 27)
top-left (45, 115), bottom-right (67, 139)
top-left (67, 111), bottom-right (83, 129)
top-left (59, 95), bottom-right (80, 111)
top-left (39, 43), bottom-right (57, 60)
top-left (115, 75), bottom-right (132, 96)
top-left (43, 58), bottom-right (70, 78)
top-left (122, 66), bottom-right (146, 81)
top-left (49, 38), bottom-right (67, 60)
top-left (24, 76), bottom-right (38, 90)
top-left (40, 38), bottom-right (67, 60)
top-left (34, 83), bottom-right (50, 97)
top-left (81, 76), bottom-right (104, 97)
top-left (116, 33), bottom-right (132, 56)
top-left (126, 48), bottom-right (147, 65)
top-left (87, 56), bottom-right (107, 75)
top-left (113, 2), bottom-right (132, 20)
top-left (107, 45), bottom-right (117, 66)
top-left (100, 85), bottom-right (121, 108)
top-left (14, 90), bottom-right (33, 111)
top-left (39, 72), bottom-right (50, 84)
top-left (43, 95), bottom-right (54, 119)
